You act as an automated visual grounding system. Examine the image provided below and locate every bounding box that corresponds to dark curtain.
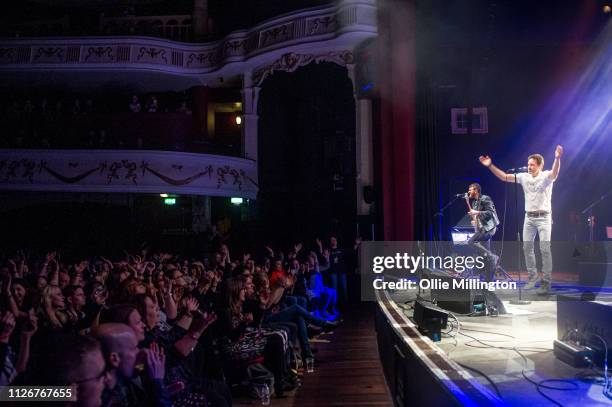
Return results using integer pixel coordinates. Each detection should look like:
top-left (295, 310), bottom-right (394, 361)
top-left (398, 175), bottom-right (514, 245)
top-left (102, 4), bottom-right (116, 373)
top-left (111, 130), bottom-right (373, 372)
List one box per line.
top-left (415, 81), bottom-right (439, 241)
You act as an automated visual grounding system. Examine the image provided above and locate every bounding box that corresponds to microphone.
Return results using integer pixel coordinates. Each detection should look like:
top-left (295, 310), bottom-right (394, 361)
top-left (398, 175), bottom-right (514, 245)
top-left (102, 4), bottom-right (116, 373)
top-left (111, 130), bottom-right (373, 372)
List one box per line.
top-left (507, 166), bottom-right (528, 172)
top-left (455, 193), bottom-right (468, 198)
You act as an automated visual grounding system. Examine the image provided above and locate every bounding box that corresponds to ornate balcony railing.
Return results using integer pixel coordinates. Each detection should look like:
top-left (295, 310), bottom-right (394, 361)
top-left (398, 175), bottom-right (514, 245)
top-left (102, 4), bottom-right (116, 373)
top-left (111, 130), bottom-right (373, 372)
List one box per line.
top-left (0, 149), bottom-right (257, 198)
top-left (0, 0), bottom-right (375, 75)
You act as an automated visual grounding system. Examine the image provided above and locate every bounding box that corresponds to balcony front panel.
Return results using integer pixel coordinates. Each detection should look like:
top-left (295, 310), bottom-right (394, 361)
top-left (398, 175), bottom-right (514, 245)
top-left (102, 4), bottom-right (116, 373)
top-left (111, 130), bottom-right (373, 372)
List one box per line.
top-left (0, 149), bottom-right (257, 198)
top-left (0, 0), bottom-right (376, 76)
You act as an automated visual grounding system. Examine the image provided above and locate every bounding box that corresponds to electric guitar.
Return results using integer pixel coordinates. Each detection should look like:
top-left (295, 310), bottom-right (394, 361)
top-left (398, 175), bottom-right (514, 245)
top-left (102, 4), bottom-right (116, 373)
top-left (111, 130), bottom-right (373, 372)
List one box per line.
top-left (464, 195), bottom-right (480, 233)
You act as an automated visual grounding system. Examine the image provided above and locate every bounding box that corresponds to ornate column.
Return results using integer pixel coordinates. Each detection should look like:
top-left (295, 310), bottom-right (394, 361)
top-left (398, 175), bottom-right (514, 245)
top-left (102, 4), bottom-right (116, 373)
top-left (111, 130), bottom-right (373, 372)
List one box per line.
top-left (192, 0), bottom-right (209, 40)
top-left (346, 63), bottom-right (374, 217)
top-left (241, 72), bottom-right (260, 163)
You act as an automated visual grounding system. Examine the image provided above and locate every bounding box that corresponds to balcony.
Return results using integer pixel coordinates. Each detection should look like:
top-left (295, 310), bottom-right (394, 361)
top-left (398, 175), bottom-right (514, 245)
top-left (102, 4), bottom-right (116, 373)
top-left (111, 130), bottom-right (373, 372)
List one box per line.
top-left (0, 149), bottom-right (257, 198)
top-left (0, 0), bottom-right (376, 88)
top-left (1, 110), bottom-right (240, 156)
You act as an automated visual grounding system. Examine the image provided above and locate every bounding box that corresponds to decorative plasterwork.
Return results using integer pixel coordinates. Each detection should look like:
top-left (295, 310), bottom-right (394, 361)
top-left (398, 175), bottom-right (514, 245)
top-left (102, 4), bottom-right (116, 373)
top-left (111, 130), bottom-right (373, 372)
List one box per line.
top-left (0, 149), bottom-right (258, 198)
top-left (252, 50), bottom-right (354, 86)
top-left (0, 0), bottom-right (375, 75)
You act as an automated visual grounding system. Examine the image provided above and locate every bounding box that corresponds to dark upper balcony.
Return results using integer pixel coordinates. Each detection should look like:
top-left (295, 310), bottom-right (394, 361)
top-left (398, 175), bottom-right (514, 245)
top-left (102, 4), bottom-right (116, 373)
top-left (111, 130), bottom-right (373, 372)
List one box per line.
top-left (0, 92), bottom-right (242, 156)
top-left (0, 0), bottom-right (377, 90)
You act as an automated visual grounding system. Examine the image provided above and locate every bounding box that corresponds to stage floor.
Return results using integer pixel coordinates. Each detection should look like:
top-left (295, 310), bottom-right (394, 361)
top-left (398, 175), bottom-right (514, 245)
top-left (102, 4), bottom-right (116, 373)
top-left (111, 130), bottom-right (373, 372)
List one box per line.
top-left (387, 289), bottom-right (612, 407)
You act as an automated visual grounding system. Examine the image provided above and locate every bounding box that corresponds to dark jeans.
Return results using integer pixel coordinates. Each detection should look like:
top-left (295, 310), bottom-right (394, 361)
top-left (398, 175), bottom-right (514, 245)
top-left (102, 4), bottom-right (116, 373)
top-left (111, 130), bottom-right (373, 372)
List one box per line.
top-left (264, 304), bottom-right (326, 358)
top-left (285, 295), bottom-right (308, 309)
top-left (468, 227), bottom-right (497, 281)
top-left (327, 273), bottom-right (348, 304)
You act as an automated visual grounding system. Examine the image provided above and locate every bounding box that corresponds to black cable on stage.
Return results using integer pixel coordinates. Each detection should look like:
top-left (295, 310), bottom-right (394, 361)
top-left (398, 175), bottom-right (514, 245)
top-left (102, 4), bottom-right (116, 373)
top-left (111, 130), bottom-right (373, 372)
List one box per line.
top-left (513, 346), bottom-right (574, 407)
top-left (453, 319), bottom-right (571, 406)
top-left (457, 325), bottom-right (553, 352)
top-left (445, 315), bottom-right (503, 398)
top-left (456, 361), bottom-right (503, 400)
top-left (461, 326), bottom-right (516, 340)
top-left (462, 340), bottom-right (552, 353)
top-left (449, 314), bottom-right (551, 351)
top-left (451, 316), bottom-right (612, 403)
top-left (587, 333), bottom-right (611, 400)
top-left (442, 319), bottom-right (458, 336)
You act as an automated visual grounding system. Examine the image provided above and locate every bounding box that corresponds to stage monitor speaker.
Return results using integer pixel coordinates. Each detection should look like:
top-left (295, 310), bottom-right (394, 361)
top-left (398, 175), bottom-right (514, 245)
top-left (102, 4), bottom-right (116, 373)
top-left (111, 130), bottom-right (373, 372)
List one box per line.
top-left (576, 244), bottom-right (612, 288)
top-left (413, 299), bottom-right (449, 342)
top-left (425, 269), bottom-right (507, 315)
top-left (557, 295), bottom-right (612, 368)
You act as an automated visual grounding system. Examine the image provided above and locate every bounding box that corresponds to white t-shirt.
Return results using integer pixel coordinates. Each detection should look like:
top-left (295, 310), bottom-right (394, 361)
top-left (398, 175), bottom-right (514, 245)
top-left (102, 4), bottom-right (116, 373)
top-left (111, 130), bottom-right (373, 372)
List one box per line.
top-left (516, 170), bottom-right (554, 212)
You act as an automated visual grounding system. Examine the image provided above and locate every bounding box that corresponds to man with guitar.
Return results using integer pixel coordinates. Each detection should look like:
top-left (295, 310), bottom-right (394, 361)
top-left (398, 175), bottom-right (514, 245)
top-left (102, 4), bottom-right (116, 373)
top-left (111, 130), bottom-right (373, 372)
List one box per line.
top-left (465, 183), bottom-right (500, 281)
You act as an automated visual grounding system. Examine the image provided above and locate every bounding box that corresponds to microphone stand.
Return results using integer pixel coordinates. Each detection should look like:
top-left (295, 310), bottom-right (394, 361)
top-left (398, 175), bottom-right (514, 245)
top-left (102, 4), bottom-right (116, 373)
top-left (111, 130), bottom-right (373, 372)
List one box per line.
top-left (509, 170), bottom-right (530, 305)
top-left (432, 195), bottom-right (463, 257)
top-left (581, 186), bottom-right (612, 242)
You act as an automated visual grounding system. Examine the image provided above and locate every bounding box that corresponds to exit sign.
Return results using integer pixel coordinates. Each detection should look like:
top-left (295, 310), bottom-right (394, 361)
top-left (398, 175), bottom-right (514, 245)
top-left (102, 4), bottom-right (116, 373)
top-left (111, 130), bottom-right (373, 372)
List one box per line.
top-left (164, 198), bottom-right (176, 205)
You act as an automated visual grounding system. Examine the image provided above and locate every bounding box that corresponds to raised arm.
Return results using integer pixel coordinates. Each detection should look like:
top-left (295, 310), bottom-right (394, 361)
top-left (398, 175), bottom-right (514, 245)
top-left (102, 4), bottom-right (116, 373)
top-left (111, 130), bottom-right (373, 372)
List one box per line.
top-left (479, 155), bottom-right (515, 182)
top-left (5, 275), bottom-right (29, 319)
top-left (549, 145), bottom-right (563, 181)
top-left (16, 312), bottom-right (37, 374)
top-left (174, 311), bottom-right (216, 357)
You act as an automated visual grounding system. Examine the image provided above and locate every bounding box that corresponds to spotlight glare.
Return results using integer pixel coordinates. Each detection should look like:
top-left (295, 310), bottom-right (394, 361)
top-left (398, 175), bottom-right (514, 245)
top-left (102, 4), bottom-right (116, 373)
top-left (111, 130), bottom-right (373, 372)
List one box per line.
top-left (159, 193), bottom-right (169, 198)
top-left (235, 115), bottom-right (242, 125)
top-left (604, 5), bottom-right (611, 14)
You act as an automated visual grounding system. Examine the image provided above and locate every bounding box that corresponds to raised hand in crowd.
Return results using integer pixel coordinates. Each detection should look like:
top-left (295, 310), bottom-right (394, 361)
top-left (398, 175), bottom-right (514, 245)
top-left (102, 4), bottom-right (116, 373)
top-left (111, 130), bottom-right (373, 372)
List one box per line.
top-left (322, 248), bottom-right (331, 264)
top-left (45, 251), bottom-right (57, 264)
top-left (100, 256), bottom-right (114, 269)
top-left (5, 274), bottom-right (28, 319)
top-left (145, 341), bottom-right (166, 381)
top-left (187, 310), bottom-right (217, 340)
top-left (7, 259), bottom-right (17, 275)
top-left (0, 311), bottom-right (16, 343)
top-left (315, 238), bottom-right (323, 252)
top-left (184, 297), bottom-right (200, 314)
top-left (161, 278), bottom-right (177, 320)
top-left (74, 260), bottom-right (88, 274)
top-left (16, 311), bottom-right (38, 373)
top-left (264, 245), bottom-right (274, 258)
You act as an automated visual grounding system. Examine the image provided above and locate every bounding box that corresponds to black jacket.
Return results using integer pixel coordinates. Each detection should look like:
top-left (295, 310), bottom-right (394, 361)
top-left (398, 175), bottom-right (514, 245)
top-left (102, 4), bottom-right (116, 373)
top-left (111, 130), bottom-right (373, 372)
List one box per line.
top-left (471, 194), bottom-right (499, 233)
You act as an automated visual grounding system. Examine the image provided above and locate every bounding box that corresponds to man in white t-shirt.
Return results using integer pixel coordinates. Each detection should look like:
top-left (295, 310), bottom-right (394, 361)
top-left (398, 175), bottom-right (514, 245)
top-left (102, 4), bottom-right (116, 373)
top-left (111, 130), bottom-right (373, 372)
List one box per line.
top-left (478, 145), bottom-right (563, 295)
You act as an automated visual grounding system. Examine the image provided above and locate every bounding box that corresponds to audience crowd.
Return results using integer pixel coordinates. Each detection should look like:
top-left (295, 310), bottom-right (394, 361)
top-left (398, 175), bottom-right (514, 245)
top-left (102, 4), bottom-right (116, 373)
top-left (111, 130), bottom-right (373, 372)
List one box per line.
top-left (0, 235), bottom-right (361, 406)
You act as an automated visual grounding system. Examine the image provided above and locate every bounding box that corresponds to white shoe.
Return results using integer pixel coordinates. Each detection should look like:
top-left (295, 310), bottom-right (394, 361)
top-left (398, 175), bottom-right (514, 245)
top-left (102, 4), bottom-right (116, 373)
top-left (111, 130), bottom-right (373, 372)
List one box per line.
top-left (523, 278), bottom-right (539, 290)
